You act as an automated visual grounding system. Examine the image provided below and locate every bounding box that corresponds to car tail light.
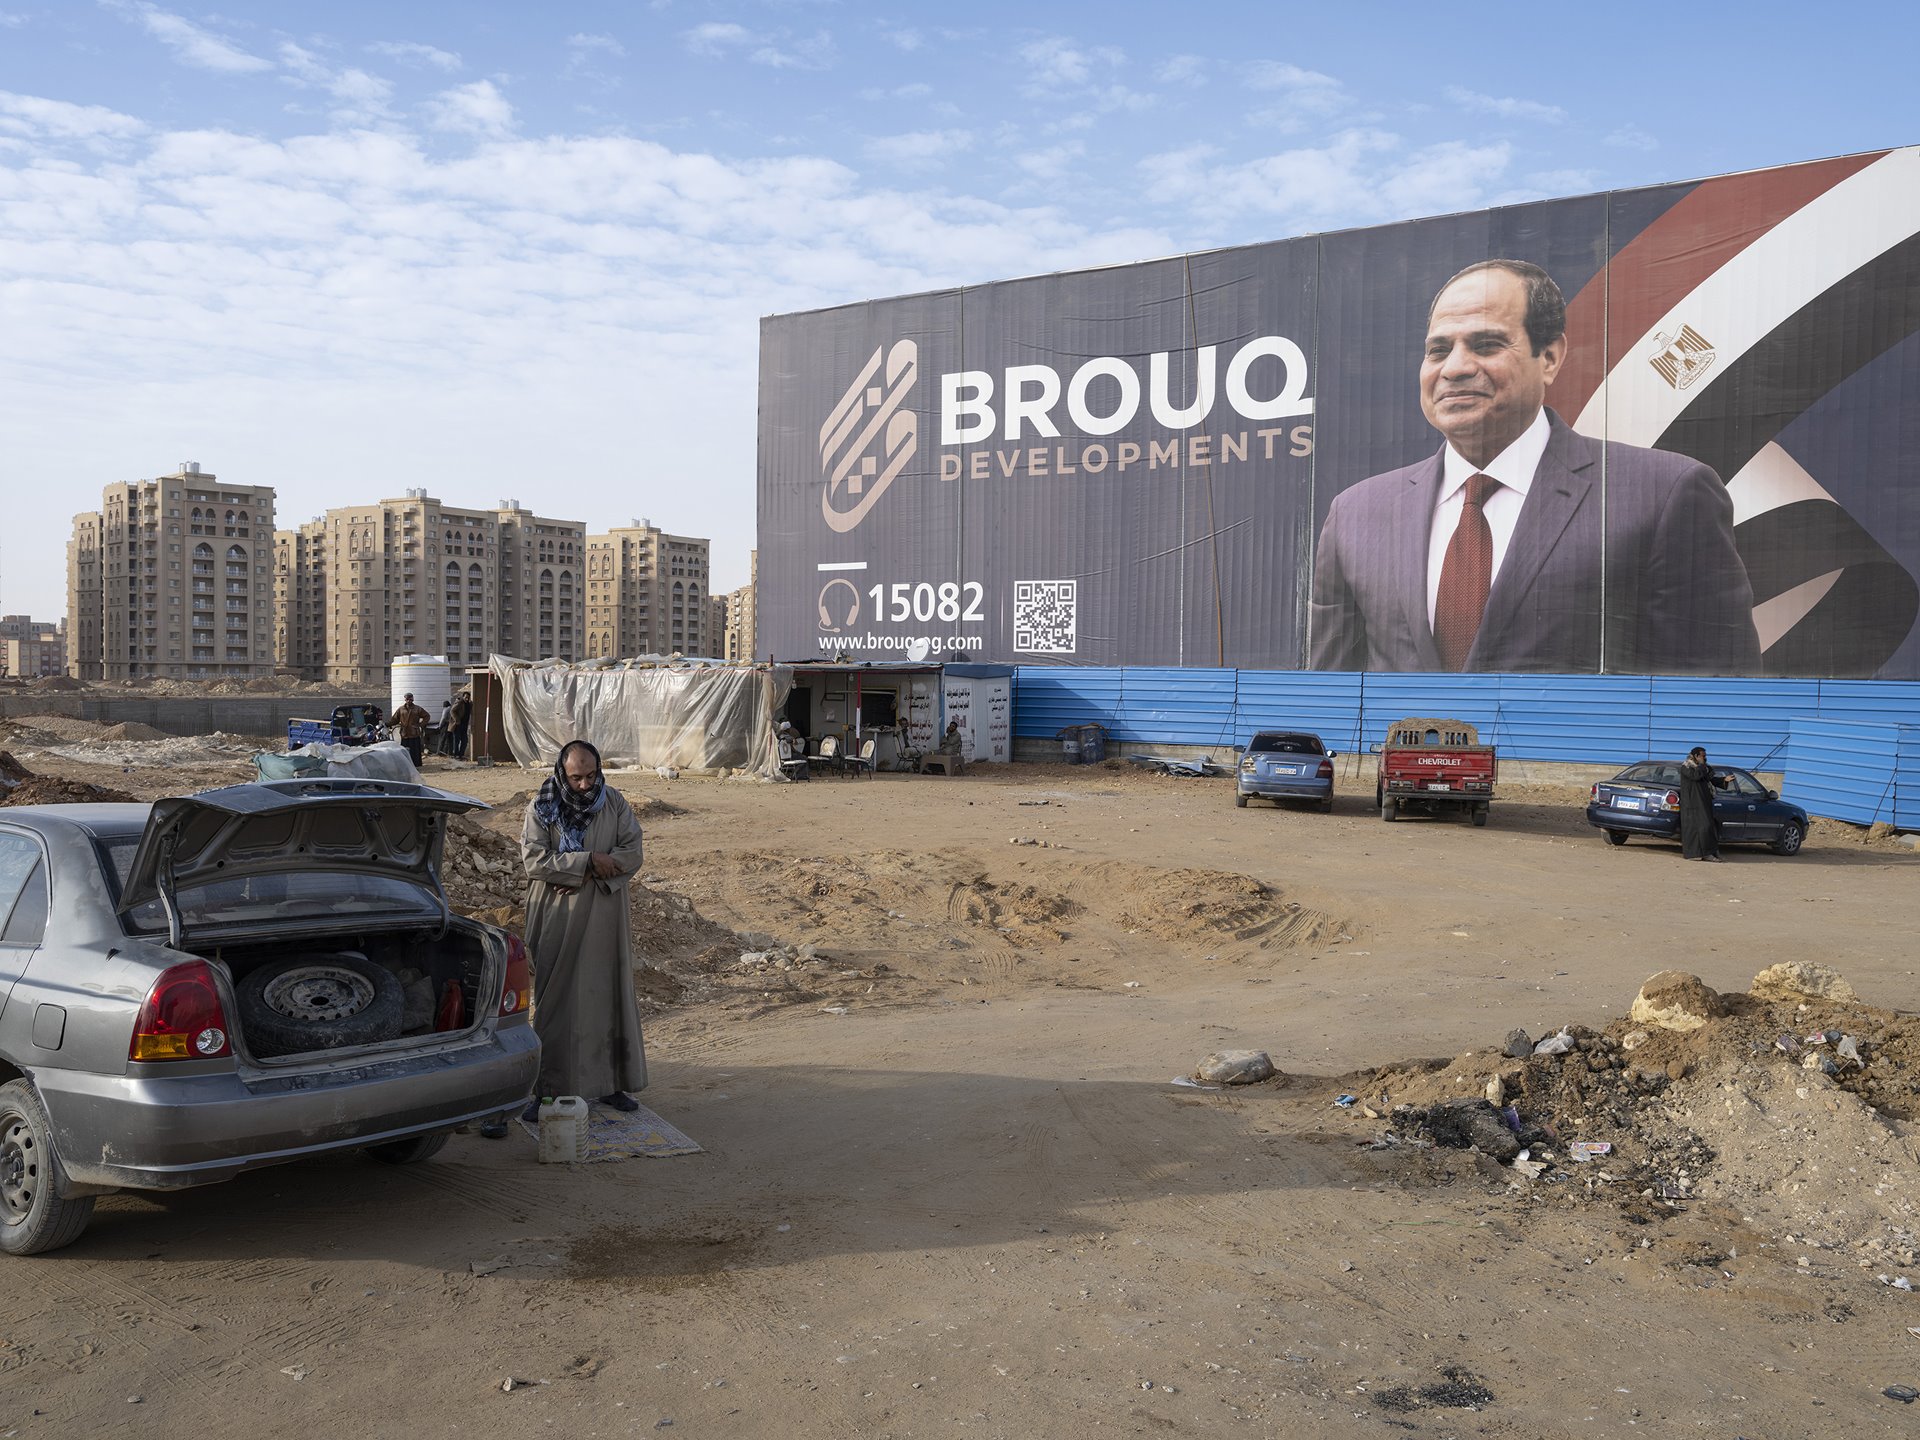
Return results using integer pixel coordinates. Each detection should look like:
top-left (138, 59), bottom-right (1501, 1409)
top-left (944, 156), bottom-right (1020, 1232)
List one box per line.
top-left (1663, 790), bottom-right (1680, 811)
top-left (130, 960), bottom-right (233, 1062)
top-left (1590, 784), bottom-right (1600, 802)
top-left (1316, 759), bottom-right (1334, 779)
top-left (500, 934), bottom-right (531, 1017)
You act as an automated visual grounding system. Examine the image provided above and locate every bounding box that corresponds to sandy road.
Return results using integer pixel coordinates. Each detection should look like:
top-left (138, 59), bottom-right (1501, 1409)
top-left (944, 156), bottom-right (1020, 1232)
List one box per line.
top-left (4, 753), bottom-right (1918, 1438)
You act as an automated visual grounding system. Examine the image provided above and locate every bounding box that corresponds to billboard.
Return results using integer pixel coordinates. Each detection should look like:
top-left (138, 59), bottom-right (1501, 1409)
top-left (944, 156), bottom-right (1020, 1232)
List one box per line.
top-left (758, 147), bottom-right (1920, 679)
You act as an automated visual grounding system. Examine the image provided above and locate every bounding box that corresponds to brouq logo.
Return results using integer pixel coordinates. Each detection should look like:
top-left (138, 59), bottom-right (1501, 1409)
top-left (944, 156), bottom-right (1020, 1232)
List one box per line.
top-left (1648, 323), bottom-right (1717, 390)
top-left (820, 339), bottom-right (918, 533)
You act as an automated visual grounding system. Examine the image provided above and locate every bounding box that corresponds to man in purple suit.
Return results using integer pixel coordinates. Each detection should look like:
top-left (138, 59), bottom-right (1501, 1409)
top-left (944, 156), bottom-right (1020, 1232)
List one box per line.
top-left (1309, 260), bottom-right (1761, 675)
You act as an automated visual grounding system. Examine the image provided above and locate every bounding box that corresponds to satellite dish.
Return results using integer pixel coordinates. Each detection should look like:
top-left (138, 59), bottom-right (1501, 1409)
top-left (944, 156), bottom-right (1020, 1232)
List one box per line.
top-left (906, 637), bottom-right (931, 663)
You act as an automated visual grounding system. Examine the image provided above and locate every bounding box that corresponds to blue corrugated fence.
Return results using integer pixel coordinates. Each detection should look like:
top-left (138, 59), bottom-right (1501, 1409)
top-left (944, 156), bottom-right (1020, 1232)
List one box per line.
top-left (1015, 667), bottom-right (1920, 790)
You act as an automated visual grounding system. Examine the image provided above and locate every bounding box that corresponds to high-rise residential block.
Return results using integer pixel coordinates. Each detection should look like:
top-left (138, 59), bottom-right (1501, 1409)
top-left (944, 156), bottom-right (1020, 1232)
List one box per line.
top-left (66, 464), bottom-right (276, 681)
top-left (583, 521), bottom-right (710, 658)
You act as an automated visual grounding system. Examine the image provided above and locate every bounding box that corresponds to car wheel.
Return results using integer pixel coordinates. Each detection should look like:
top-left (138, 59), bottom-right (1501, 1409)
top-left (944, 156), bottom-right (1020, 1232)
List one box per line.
top-left (1604, 829), bottom-right (1629, 847)
top-left (365, 1132), bottom-right (451, 1166)
top-left (0, 1079), bottom-right (96, 1256)
top-left (1320, 797), bottom-right (1334, 815)
top-left (1235, 793), bottom-right (1248, 808)
top-left (1380, 799), bottom-right (1397, 822)
top-left (1770, 819), bottom-right (1806, 856)
top-left (1471, 806), bottom-right (1488, 827)
top-left (235, 953), bottom-right (406, 1059)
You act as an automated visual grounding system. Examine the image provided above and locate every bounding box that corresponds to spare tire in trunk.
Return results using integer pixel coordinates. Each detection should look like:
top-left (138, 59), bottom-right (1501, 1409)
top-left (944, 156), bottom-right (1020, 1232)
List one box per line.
top-left (236, 953), bottom-right (407, 1058)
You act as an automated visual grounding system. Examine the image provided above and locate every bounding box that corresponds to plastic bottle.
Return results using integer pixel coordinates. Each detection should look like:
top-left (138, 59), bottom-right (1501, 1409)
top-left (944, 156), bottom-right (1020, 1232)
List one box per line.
top-left (537, 1096), bottom-right (589, 1163)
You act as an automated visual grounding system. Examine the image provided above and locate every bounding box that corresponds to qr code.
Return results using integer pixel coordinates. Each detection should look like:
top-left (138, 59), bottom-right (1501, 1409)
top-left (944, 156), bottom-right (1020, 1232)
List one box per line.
top-left (1014, 580), bottom-right (1077, 653)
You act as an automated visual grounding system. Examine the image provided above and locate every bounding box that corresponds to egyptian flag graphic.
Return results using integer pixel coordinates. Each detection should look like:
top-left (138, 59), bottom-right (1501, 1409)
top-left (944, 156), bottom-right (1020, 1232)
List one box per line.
top-left (1555, 147), bottom-right (1920, 678)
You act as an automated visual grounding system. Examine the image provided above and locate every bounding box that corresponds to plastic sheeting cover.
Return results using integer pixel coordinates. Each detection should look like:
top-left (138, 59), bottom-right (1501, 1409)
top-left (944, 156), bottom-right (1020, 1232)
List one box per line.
top-left (269, 738), bottom-right (423, 783)
top-left (489, 658), bottom-right (792, 777)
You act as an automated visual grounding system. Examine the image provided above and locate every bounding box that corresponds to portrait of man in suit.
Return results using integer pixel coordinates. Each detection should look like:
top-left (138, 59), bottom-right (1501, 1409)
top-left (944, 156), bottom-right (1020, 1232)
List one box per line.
top-left (1308, 259), bottom-right (1762, 675)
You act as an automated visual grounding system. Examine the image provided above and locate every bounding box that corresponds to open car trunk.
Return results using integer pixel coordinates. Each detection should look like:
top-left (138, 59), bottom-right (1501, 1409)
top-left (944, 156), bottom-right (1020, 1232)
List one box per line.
top-left (202, 920), bottom-right (502, 1061)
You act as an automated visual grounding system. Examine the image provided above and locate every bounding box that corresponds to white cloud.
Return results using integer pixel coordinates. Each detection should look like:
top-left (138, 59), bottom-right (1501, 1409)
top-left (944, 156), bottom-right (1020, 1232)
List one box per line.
top-left (865, 128), bottom-right (973, 170)
top-left (1019, 36), bottom-right (1123, 91)
top-left (859, 82), bottom-right (932, 102)
top-left (107, 0), bottom-right (272, 74)
top-left (368, 40), bottom-right (463, 72)
top-left (684, 22), bottom-right (752, 57)
top-left (0, 89), bottom-right (145, 141)
top-left (424, 80), bottom-right (515, 139)
top-left (1445, 86), bottom-right (1566, 125)
top-left (569, 33), bottom-right (626, 57)
top-left (878, 24), bottom-right (923, 51)
top-left (0, 10), bottom-right (27, 26)
top-left (1605, 124), bottom-right (1659, 151)
top-left (1243, 61), bottom-right (1346, 114)
top-left (1139, 129), bottom-right (1512, 228)
top-left (1156, 54), bottom-right (1206, 85)
top-left (1014, 140), bottom-right (1085, 180)
top-left (749, 32), bottom-right (834, 71)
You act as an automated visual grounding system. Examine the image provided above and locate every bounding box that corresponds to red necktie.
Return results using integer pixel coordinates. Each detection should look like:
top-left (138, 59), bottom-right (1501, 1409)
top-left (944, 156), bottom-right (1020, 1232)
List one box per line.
top-left (1433, 473), bottom-right (1501, 671)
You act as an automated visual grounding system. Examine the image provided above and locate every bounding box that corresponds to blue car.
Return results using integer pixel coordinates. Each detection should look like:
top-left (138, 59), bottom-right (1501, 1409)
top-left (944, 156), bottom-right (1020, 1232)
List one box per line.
top-left (1585, 761), bottom-right (1810, 854)
top-left (1236, 732), bottom-right (1335, 812)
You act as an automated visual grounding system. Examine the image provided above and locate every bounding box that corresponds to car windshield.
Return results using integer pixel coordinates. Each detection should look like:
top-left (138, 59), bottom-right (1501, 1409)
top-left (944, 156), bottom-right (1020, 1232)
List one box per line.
top-left (1248, 733), bottom-right (1322, 754)
top-left (98, 837), bottom-right (440, 935)
top-left (1619, 763), bottom-right (1680, 786)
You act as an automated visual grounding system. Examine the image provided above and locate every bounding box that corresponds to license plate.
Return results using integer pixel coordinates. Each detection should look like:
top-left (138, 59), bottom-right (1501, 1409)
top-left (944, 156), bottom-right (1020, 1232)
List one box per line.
top-left (1426, 781), bottom-right (1451, 791)
top-left (1271, 764), bottom-right (1300, 775)
top-left (1613, 796), bottom-right (1642, 811)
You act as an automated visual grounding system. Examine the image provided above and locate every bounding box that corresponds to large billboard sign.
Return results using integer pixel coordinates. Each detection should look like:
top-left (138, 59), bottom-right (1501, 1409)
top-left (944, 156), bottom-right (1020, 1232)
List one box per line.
top-left (758, 147), bottom-right (1920, 678)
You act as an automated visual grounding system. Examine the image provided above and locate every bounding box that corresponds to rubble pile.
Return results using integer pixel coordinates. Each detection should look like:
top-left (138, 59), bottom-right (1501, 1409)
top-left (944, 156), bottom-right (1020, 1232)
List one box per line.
top-left (0, 773), bottom-right (138, 806)
top-left (45, 732), bottom-right (259, 768)
top-left (1342, 964), bottom-right (1920, 1258)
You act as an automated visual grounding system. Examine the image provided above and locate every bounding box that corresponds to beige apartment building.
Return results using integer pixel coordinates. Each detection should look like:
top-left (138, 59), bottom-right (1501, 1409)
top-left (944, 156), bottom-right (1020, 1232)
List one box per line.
top-left (306, 493), bottom-right (585, 685)
top-left (0, 616), bottom-right (66, 679)
top-left (64, 516), bottom-right (102, 680)
top-left (66, 464), bottom-right (277, 681)
top-left (583, 521), bottom-right (711, 658)
top-left (720, 550), bottom-right (758, 662)
top-left (272, 521), bottom-right (329, 679)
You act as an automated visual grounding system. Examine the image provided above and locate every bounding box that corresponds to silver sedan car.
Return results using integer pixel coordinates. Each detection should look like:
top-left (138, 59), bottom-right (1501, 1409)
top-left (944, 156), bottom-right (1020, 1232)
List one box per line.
top-left (1235, 731), bottom-right (1336, 812)
top-left (0, 779), bottom-right (539, 1255)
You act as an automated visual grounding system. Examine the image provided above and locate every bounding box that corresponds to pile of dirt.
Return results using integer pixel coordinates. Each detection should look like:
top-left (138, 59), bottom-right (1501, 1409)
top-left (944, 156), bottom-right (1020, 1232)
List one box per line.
top-left (495, 787), bottom-right (688, 824)
top-left (2, 714), bottom-right (111, 744)
top-left (97, 721), bottom-right (168, 742)
top-left (1339, 965), bottom-right (1920, 1261)
top-left (46, 733), bottom-right (258, 768)
top-left (27, 675), bottom-right (80, 691)
top-left (0, 775), bottom-right (138, 806)
top-left (0, 751), bottom-right (29, 784)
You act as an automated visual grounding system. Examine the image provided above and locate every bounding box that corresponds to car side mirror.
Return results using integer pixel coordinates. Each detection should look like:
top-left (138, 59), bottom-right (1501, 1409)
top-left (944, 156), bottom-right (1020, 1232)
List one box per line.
top-left (1767, 788), bottom-right (1778, 800)
top-left (1327, 751), bottom-right (1338, 760)
top-left (1368, 742), bottom-right (1383, 754)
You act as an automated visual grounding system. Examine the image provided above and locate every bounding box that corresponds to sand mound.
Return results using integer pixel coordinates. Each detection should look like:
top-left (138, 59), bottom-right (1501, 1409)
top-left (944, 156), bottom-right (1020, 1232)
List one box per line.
top-left (0, 776), bottom-right (138, 806)
top-left (98, 721), bottom-right (169, 742)
top-left (1117, 868), bottom-right (1335, 948)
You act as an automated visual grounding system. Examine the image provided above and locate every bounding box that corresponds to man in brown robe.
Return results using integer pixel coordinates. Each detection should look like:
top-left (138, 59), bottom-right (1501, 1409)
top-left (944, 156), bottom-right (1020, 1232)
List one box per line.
top-left (1679, 746), bottom-right (1723, 861)
top-left (517, 739), bottom-right (649, 1118)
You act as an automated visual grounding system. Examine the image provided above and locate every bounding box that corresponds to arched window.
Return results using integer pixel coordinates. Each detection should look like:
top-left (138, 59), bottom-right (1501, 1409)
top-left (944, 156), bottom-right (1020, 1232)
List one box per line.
top-left (194, 543), bottom-right (213, 558)
top-left (227, 545), bottom-right (246, 560)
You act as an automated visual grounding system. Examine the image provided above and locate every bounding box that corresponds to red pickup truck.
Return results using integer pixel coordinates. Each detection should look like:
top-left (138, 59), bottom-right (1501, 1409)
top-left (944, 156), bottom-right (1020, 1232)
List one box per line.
top-left (1375, 717), bottom-right (1497, 826)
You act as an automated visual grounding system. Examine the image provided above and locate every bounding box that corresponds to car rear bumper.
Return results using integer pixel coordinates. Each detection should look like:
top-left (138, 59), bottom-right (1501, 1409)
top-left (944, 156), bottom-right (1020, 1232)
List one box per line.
top-left (34, 1022), bottom-right (539, 1194)
top-left (1238, 777), bottom-right (1333, 801)
top-left (1584, 803), bottom-right (1678, 839)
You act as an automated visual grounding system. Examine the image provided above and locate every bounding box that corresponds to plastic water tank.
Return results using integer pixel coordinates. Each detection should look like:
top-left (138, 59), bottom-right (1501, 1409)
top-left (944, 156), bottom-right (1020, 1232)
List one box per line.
top-left (389, 654), bottom-right (453, 718)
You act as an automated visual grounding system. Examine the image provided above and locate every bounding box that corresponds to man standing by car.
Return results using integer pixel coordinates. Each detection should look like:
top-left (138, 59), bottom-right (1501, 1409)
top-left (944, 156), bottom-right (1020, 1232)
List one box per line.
top-left (391, 692), bottom-right (431, 773)
top-left (515, 739), bottom-right (649, 1125)
top-left (1679, 746), bottom-right (1723, 861)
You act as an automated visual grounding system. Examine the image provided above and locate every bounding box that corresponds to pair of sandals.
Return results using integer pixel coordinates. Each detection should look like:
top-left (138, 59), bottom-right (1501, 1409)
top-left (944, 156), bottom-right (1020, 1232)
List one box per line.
top-left (477, 1090), bottom-right (638, 1139)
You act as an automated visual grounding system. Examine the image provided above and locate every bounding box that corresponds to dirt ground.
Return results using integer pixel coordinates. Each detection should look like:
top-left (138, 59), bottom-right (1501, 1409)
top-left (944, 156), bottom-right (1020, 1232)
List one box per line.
top-left (4, 724), bottom-right (1920, 1439)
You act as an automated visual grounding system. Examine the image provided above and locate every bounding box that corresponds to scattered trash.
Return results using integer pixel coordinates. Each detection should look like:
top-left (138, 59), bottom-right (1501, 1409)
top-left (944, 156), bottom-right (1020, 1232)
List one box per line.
top-left (1838, 1035), bottom-right (1863, 1066)
top-left (1500, 1104), bottom-right (1523, 1135)
top-left (502, 1377), bottom-right (550, 1393)
top-left (1775, 1033), bottom-right (1801, 1054)
top-left (1511, 1149), bottom-right (1548, 1180)
top-left (1533, 1029), bottom-right (1575, 1056)
top-left (1899, 1278), bottom-right (1915, 1293)
top-left (1570, 1141), bottom-right (1613, 1163)
top-left (820, 1004), bottom-right (851, 1016)
top-left (1170, 1076), bottom-right (1220, 1090)
top-left (279, 1366), bottom-right (307, 1380)
top-left (1123, 981), bottom-right (1143, 989)
top-left (1017, 799), bottom-right (1051, 807)
top-left (1885, 1384), bottom-right (1918, 1404)
top-left (1334, 1094), bottom-right (1358, 1108)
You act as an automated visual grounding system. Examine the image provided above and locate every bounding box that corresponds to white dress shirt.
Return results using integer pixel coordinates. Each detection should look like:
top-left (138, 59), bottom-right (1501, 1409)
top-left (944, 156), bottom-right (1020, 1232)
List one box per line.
top-left (1425, 408), bottom-right (1552, 632)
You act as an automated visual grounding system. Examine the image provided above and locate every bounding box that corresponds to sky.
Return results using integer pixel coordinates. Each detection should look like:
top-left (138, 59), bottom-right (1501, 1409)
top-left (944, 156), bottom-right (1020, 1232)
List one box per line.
top-left (1, 0), bottom-right (1913, 621)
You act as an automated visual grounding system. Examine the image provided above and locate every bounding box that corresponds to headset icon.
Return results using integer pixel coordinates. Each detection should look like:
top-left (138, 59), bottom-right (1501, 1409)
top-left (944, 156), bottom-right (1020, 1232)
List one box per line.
top-left (818, 578), bottom-right (861, 632)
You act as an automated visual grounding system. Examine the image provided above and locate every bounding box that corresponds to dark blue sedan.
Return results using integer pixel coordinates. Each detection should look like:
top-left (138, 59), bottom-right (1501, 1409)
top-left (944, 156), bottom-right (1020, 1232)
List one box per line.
top-left (1585, 761), bottom-right (1810, 854)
